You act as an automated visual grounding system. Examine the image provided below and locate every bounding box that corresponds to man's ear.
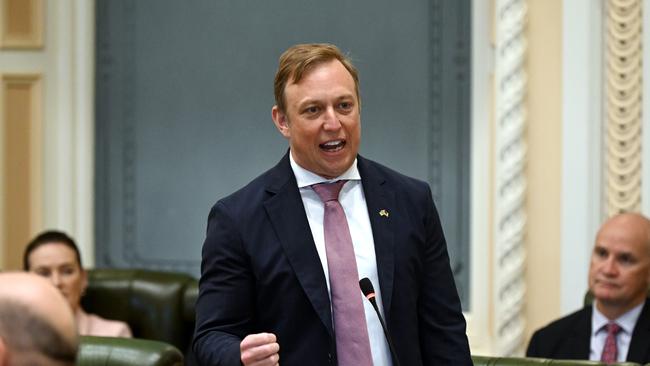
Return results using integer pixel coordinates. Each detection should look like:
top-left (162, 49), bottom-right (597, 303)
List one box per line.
top-left (271, 106), bottom-right (291, 139)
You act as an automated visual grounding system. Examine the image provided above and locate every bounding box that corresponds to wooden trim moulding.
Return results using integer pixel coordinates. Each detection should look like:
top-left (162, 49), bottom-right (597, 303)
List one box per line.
top-left (0, 0), bottom-right (44, 49)
top-left (1, 73), bottom-right (42, 270)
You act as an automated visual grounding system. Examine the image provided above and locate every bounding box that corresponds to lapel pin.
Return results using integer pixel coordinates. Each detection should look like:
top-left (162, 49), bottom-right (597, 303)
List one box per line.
top-left (379, 209), bottom-right (389, 218)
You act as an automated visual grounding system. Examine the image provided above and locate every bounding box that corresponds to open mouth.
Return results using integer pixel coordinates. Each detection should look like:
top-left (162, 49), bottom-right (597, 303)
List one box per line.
top-left (319, 139), bottom-right (345, 152)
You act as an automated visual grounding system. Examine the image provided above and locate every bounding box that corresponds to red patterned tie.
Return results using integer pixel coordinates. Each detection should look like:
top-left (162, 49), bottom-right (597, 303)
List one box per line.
top-left (312, 180), bottom-right (373, 366)
top-left (600, 322), bottom-right (622, 364)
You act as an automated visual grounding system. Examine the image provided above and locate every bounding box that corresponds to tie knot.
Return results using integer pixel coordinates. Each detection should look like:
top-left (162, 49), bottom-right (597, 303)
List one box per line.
top-left (312, 180), bottom-right (347, 202)
top-left (605, 322), bottom-right (622, 335)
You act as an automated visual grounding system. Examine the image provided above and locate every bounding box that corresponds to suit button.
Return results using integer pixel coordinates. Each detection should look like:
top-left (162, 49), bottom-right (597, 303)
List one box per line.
top-left (328, 353), bottom-right (332, 363)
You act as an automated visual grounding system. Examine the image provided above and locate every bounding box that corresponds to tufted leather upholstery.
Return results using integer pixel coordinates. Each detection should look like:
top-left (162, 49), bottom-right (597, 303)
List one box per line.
top-left (80, 269), bottom-right (198, 353)
top-left (77, 336), bottom-right (183, 366)
top-left (472, 355), bottom-right (643, 365)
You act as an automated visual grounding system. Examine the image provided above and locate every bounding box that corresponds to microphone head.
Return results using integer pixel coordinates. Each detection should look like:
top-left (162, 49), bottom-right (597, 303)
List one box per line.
top-left (359, 277), bottom-right (375, 299)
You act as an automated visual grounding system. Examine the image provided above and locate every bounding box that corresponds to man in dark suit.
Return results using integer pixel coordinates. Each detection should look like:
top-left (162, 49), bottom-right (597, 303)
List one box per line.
top-left (193, 43), bottom-right (471, 366)
top-left (527, 213), bottom-right (650, 363)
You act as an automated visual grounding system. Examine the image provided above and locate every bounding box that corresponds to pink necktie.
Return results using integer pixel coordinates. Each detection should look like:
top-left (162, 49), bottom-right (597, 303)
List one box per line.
top-left (312, 180), bottom-right (373, 366)
top-left (600, 322), bottom-right (622, 364)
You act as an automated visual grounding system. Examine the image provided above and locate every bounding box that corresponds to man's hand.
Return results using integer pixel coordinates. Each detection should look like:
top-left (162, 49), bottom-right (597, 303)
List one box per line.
top-left (240, 332), bottom-right (280, 366)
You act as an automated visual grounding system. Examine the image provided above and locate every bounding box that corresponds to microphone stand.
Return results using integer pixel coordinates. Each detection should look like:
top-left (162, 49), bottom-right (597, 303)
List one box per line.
top-left (359, 278), bottom-right (402, 366)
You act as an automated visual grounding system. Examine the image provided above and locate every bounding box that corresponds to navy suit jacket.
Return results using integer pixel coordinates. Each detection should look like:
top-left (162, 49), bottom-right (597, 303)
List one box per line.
top-left (193, 152), bottom-right (471, 366)
top-left (526, 300), bottom-right (650, 363)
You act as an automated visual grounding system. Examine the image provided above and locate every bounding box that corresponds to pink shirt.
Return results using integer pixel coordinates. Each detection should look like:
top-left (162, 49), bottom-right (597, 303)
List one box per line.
top-left (76, 308), bottom-right (132, 338)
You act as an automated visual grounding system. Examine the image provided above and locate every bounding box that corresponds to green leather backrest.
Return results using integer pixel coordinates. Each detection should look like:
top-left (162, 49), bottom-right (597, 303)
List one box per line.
top-left (485, 357), bottom-right (550, 365)
top-left (183, 281), bottom-right (199, 326)
top-left (77, 336), bottom-right (183, 366)
top-left (472, 355), bottom-right (493, 366)
top-left (471, 355), bottom-right (642, 366)
top-left (549, 361), bottom-right (639, 366)
top-left (80, 269), bottom-right (198, 352)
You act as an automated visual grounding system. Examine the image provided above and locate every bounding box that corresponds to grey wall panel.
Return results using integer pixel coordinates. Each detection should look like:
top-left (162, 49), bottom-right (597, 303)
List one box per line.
top-left (428, 0), bottom-right (472, 307)
top-left (95, 0), bottom-right (471, 307)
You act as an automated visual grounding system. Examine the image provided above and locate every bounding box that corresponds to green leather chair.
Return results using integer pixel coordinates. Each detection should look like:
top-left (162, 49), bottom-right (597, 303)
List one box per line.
top-left (471, 355), bottom-right (642, 365)
top-left (80, 269), bottom-right (198, 353)
top-left (182, 281), bottom-right (199, 336)
top-left (471, 356), bottom-right (549, 366)
top-left (77, 336), bottom-right (183, 366)
top-left (472, 355), bottom-right (492, 366)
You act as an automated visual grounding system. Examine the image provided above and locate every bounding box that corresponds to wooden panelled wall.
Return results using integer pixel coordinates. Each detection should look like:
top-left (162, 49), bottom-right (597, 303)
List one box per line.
top-left (0, 0), bottom-right (43, 269)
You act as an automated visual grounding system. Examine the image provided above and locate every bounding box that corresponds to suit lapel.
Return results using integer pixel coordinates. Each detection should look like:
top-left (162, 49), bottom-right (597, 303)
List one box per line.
top-left (263, 154), bottom-right (333, 337)
top-left (568, 307), bottom-right (592, 359)
top-left (627, 299), bottom-right (650, 363)
top-left (358, 157), bottom-right (396, 324)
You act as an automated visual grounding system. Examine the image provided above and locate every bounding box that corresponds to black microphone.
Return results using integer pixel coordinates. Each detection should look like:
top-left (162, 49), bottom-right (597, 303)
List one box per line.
top-left (359, 277), bottom-right (402, 366)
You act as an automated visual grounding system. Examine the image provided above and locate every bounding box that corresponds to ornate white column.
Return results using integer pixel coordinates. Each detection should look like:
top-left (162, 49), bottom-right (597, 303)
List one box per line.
top-left (605, 0), bottom-right (643, 216)
top-left (493, 0), bottom-right (528, 356)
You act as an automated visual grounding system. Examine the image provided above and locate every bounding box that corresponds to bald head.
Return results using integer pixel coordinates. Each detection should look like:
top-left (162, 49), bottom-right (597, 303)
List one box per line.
top-left (0, 273), bottom-right (78, 365)
top-left (588, 213), bottom-right (650, 319)
top-left (599, 213), bottom-right (650, 247)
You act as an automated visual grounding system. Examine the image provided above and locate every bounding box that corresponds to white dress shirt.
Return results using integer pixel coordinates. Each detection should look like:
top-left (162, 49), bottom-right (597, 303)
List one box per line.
top-left (289, 152), bottom-right (392, 366)
top-left (590, 301), bottom-right (645, 362)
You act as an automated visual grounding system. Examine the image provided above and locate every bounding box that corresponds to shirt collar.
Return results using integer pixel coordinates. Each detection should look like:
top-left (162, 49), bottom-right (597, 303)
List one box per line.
top-left (289, 150), bottom-right (361, 188)
top-left (592, 300), bottom-right (645, 335)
